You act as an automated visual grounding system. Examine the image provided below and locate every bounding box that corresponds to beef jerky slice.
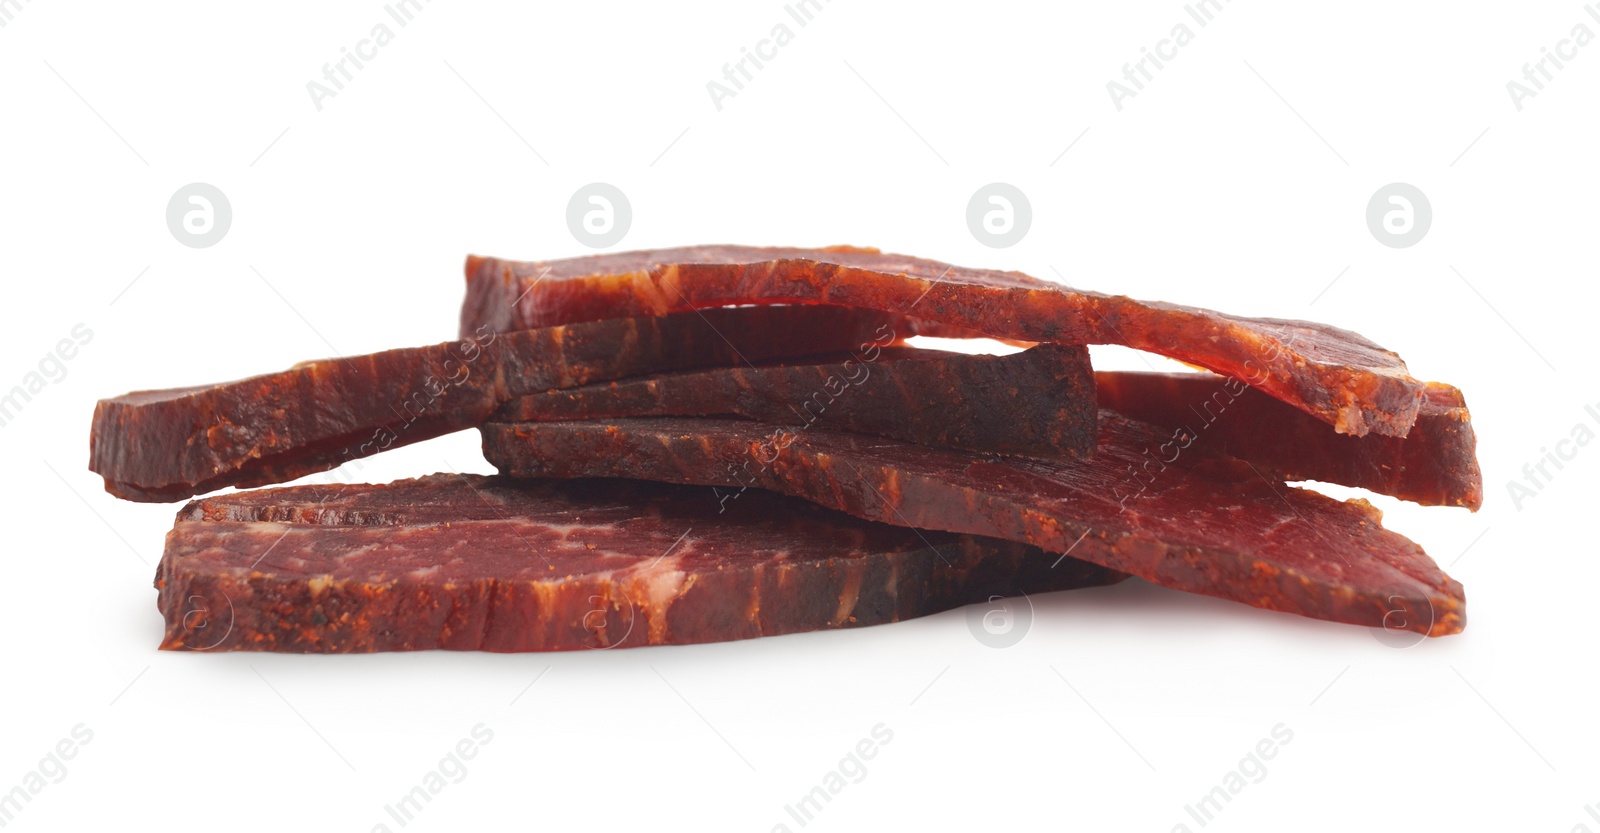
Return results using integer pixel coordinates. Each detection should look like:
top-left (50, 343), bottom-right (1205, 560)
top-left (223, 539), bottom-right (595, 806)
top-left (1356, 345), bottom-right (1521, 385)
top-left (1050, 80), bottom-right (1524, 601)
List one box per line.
top-left (1096, 372), bottom-right (1483, 510)
top-left (157, 474), bottom-right (1122, 652)
top-left (462, 245), bottom-right (1428, 437)
top-left (482, 416), bottom-right (1466, 636)
top-left (496, 344), bottom-right (1097, 460)
top-left (91, 306), bottom-right (897, 503)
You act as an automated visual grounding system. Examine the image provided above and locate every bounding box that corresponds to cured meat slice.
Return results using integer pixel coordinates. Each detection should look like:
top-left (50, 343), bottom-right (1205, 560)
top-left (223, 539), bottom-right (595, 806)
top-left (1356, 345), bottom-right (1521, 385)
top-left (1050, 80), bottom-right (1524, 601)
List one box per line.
top-left (1096, 372), bottom-right (1483, 510)
top-left (156, 474), bottom-right (1123, 652)
top-left (482, 416), bottom-right (1467, 636)
top-left (91, 306), bottom-right (898, 503)
top-left (462, 245), bottom-right (1428, 437)
top-left (496, 345), bottom-right (1097, 460)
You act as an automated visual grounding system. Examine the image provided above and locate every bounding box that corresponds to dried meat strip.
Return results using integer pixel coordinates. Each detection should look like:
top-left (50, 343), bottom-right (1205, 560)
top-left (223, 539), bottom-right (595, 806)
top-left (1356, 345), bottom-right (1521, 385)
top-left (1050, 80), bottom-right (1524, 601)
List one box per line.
top-left (494, 355), bottom-right (1479, 504)
top-left (482, 415), bottom-right (1466, 636)
top-left (462, 245), bottom-right (1428, 437)
top-left (496, 344), bottom-right (1097, 460)
top-left (157, 474), bottom-right (1123, 652)
top-left (91, 306), bottom-right (898, 503)
top-left (1096, 372), bottom-right (1483, 510)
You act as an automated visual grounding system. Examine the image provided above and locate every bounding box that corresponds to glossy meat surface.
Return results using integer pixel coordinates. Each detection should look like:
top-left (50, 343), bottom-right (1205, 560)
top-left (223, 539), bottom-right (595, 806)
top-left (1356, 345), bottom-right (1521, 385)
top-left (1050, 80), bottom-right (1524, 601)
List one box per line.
top-left (1096, 372), bottom-right (1483, 509)
top-left (92, 306), bottom-right (898, 502)
top-left (463, 245), bottom-right (1428, 436)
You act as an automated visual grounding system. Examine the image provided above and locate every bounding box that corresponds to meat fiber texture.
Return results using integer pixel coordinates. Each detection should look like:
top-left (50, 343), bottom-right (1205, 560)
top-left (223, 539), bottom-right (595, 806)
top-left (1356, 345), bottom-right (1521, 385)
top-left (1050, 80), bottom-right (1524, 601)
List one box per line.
top-left (91, 306), bottom-right (899, 502)
top-left (156, 474), bottom-right (1123, 652)
top-left (496, 344), bottom-right (1097, 461)
top-left (461, 245), bottom-right (1433, 437)
top-left (1095, 372), bottom-right (1483, 509)
top-left (482, 415), bottom-right (1466, 636)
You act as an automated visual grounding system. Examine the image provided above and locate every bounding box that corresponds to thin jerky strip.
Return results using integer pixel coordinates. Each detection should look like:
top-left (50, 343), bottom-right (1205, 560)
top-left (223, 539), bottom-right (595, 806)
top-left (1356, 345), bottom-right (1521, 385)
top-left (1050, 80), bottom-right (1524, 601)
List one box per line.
top-left (1096, 372), bottom-right (1483, 510)
top-left (463, 245), bottom-right (1428, 437)
top-left (91, 306), bottom-right (899, 502)
top-left (157, 475), bottom-right (1122, 653)
top-left (495, 345), bottom-right (1097, 460)
top-left (482, 416), bottom-right (1466, 636)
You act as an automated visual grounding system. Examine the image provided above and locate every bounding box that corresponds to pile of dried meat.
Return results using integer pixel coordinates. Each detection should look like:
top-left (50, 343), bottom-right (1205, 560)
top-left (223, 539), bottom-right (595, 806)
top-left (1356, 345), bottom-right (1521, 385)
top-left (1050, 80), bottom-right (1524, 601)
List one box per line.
top-left (90, 246), bottom-right (1479, 652)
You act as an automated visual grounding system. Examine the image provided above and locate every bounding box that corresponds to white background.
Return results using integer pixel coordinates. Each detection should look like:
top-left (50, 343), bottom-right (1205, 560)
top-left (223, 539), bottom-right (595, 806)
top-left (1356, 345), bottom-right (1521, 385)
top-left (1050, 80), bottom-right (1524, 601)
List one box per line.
top-left (1, 1), bottom-right (1596, 830)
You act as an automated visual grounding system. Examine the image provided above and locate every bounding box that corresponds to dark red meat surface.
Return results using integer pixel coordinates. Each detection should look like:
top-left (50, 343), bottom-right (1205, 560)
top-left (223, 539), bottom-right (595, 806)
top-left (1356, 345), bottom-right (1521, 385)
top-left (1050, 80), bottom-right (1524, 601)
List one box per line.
top-left (1096, 372), bottom-right (1483, 509)
top-left (92, 306), bottom-right (898, 502)
top-left (462, 245), bottom-right (1428, 436)
top-left (482, 415), bottom-right (1466, 636)
top-left (496, 345), bottom-right (1097, 460)
top-left (157, 474), bottom-right (1122, 652)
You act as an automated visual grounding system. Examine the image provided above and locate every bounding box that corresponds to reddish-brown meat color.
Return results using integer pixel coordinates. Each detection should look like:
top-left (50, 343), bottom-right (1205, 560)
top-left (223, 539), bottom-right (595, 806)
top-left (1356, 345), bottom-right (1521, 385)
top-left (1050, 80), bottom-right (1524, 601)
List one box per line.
top-left (91, 306), bottom-right (899, 502)
top-left (156, 475), bottom-right (1122, 652)
top-left (463, 245), bottom-right (1428, 436)
top-left (482, 415), bottom-right (1466, 636)
top-left (1096, 372), bottom-right (1483, 510)
top-left (496, 345), bottom-right (1097, 460)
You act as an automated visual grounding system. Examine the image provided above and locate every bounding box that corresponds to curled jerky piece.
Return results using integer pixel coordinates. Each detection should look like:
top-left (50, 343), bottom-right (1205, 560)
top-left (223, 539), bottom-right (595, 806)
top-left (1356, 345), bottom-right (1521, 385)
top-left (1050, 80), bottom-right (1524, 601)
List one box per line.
top-left (91, 306), bottom-right (899, 502)
top-left (463, 245), bottom-right (1427, 436)
top-left (1096, 372), bottom-right (1483, 510)
top-left (496, 344), bottom-right (1097, 460)
top-left (482, 416), bottom-right (1466, 636)
top-left (157, 475), bottom-right (1123, 652)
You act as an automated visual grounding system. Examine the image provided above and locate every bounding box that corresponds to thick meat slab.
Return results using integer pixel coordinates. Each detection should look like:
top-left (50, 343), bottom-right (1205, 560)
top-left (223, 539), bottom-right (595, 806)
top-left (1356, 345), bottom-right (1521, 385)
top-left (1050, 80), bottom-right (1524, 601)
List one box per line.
top-left (482, 416), bottom-right (1466, 636)
top-left (1096, 372), bottom-right (1483, 510)
top-left (496, 345), bottom-right (1097, 460)
top-left (157, 475), bottom-right (1122, 652)
top-left (91, 306), bottom-right (897, 503)
top-left (463, 245), bottom-right (1428, 436)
